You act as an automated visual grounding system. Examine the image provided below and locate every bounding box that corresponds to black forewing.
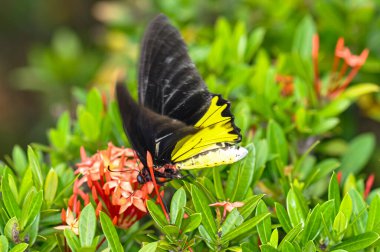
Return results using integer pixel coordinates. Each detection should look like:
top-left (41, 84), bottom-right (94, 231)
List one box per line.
top-left (116, 84), bottom-right (197, 166)
top-left (138, 14), bottom-right (212, 126)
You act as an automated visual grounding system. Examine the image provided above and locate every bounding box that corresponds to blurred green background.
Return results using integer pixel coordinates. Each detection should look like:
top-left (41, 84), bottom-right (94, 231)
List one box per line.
top-left (1, 0), bottom-right (380, 158)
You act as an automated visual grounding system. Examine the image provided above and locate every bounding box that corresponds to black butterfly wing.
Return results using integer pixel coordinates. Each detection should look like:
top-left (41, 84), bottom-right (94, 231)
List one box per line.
top-left (116, 84), bottom-right (197, 167)
top-left (138, 14), bottom-right (212, 126)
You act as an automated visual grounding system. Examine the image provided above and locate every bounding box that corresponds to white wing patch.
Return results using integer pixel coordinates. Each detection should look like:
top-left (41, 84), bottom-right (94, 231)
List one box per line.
top-left (176, 145), bottom-right (248, 170)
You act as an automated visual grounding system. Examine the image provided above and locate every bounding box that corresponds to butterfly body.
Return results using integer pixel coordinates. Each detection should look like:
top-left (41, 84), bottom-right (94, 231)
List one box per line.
top-left (116, 14), bottom-right (247, 183)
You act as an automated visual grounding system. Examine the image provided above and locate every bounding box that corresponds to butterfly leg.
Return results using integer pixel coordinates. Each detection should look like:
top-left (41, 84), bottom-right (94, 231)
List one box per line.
top-left (146, 151), bottom-right (170, 222)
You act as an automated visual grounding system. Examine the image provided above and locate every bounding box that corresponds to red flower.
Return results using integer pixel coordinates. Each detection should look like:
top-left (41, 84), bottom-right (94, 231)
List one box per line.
top-left (312, 35), bottom-right (369, 99)
top-left (58, 143), bottom-right (158, 230)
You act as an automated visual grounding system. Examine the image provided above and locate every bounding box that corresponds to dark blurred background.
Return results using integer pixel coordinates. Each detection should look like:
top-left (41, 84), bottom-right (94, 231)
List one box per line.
top-left (1, 0), bottom-right (380, 158)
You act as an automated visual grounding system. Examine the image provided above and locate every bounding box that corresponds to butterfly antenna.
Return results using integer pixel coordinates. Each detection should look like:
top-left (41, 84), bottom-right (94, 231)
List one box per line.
top-left (146, 151), bottom-right (170, 222)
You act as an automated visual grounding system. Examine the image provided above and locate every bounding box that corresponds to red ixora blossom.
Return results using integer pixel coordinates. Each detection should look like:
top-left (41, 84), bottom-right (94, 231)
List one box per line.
top-left (58, 143), bottom-right (158, 230)
top-left (312, 34), bottom-right (369, 99)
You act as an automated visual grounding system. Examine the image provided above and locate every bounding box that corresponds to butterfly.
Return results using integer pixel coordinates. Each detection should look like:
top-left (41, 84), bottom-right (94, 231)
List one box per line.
top-left (116, 14), bottom-right (248, 184)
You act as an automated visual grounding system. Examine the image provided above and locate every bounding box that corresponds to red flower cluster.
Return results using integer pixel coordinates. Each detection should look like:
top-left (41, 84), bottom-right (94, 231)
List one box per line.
top-left (312, 35), bottom-right (369, 99)
top-left (56, 143), bottom-right (157, 232)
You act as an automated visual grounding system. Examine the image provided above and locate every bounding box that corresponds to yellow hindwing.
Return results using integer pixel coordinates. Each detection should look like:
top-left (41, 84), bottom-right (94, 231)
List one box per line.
top-left (171, 96), bottom-right (239, 163)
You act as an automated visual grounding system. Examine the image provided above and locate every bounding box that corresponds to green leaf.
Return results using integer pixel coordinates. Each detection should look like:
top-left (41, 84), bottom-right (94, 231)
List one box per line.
top-left (340, 133), bottom-right (375, 176)
top-left (302, 204), bottom-right (322, 244)
top-left (0, 235), bottom-right (9, 252)
top-left (181, 213), bottom-right (202, 233)
top-left (366, 195), bottom-right (380, 232)
top-left (303, 240), bottom-right (316, 252)
top-left (44, 169), bottom-right (58, 206)
top-left (331, 232), bottom-right (379, 251)
top-left (256, 200), bottom-right (271, 244)
top-left (341, 83), bottom-right (379, 99)
top-left (269, 229), bottom-right (278, 248)
top-left (146, 200), bottom-right (168, 229)
top-left (162, 225), bottom-right (180, 237)
top-left (86, 88), bottom-right (103, 123)
top-left (275, 202), bottom-right (292, 233)
top-left (282, 241), bottom-right (295, 252)
top-left (212, 167), bottom-right (225, 200)
top-left (260, 244), bottom-right (277, 252)
top-left (64, 229), bottom-right (80, 252)
top-left (78, 108), bottom-right (100, 141)
top-left (99, 212), bottom-right (124, 251)
top-left (138, 242), bottom-right (158, 252)
top-left (221, 213), bottom-right (270, 243)
top-left (292, 15), bottom-right (316, 58)
top-left (170, 187), bottom-right (186, 225)
top-left (79, 204), bottom-right (96, 247)
top-left (226, 144), bottom-right (256, 201)
top-left (286, 188), bottom-right (306, 227)
top-left (267, 120), bottom-right (288, 166)
top-left (9, 243), bottom-right (28, 252)
top-left (27, 146), bottom-right (43, 190)
top-left (1, 172), bottom-right (21, 218)
top-left (333, 211), bottom-right (347, 235)
top-left (278, 224), bottom-right (303, 250)
top-left (339, 193), bottom-right (352, 227)
top-left (12, 146), bottom-right (27, 176)
top-left (191, 185), bottom-right (216, 240)
top-left (348, 189), bottom-right (367, 234)
top-left (221, 209), bottom-right (244, 235)
top-left (239, 194), bottom-right (263, 220)
top-left (328, 172), bottom-right (341, 216)
top-left (21, 190), bottom-right (43, 229)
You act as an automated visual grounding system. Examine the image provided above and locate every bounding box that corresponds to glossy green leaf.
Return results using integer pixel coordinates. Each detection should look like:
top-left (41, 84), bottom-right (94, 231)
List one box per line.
top-left (213, 167), bottom-right (225, 200)
top-left (292, 15), bottom-right (316, 58)
top-left (303, 240), bottom-right (316, 252)
top-left (191, 185), bottom-right (216, 240)
top-left (99, 212), bottom-right (124, 251)
top-left (0, 235), bottom-right (9, 252)
top-left (275, 202), bottom-right (292, 233)
top-left (286, 188), bottom-right (306, 227)
top-left (256, 200), bottom-right (271, 244)
top-left (328, 172), bottom-right (341, 216)
top-left (1, 172), bottom-right (21, 218)
top-left (21, 190), bottom-right (42, 229)
top-left (282, 241), bottom-right (295, 252)
top-left (79, 204), bottom-right (96, 247)
top-left (64, 229), bottom-right (80, 252)
top-left (138, 242), bottom-right (158, 252)
top-left (278, 224), bottom-right (302, 250)
top-left (170, 187), bottom-right (186, 225)
top-left (221, 213), bottom-right (270, 243)
top-left (226, 144), bottom-right (256, 201)
top-left (78, 108), bottom-right (100, 141)
top-left (27, 146), bottom-right (43, 190)
top-left (162, 225), bottom-right (180, 237)
top-left (146, 200), bottom-right (168, 229)
top-left (340, 133), bottom-right (375, 176)
top-left (239, 194), bottom-right (263, 220)
top-left (331, 232), bottom-right (379, 251)
top-left (44, 168), bottom-right (58, 206)
top-left (269, 229), bottom-right (278, 248)
top-left (366, 195), bottom-right (380, 232)
top-left (267, 120), bottom-right (288, 166)
top-left (181, 213), bottom-right (202, 233)
top-left (9, 243), bottom-right (28, 252)
top-left (301, 204), bottom-right (322, 244)
top-left (12, 146), bottom-right (27, 176)
top-left (348, 189), bottom-right (367, 234)
top-left (221, 208), bottom-right (244, 235)
top-left (260, 244), bottom-right (277, 252)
